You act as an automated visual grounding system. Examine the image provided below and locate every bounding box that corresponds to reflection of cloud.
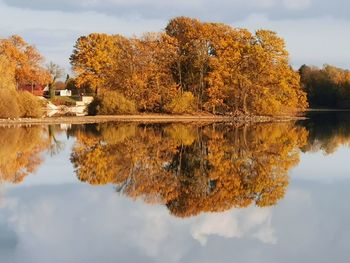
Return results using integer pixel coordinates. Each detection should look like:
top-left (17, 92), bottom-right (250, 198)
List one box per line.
top-left (1, 181), bottom-right (350, 263)
top-left (1, 186), bottom-right (193, 263)
top-left (191, 208), bottom-right (276, 246)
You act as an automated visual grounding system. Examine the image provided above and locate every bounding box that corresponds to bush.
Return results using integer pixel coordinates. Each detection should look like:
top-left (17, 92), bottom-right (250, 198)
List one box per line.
top-left (50, 96), bottom-right (76, 106)
top-left (18, 91), bottom-right (44, 118)
top-left (0, 89), bottom-right (20, 118)
top-left (0, 90), bottom-right (44, 119)
top-left (164, 92), bottom-right (196, 114)
top-left (89, 91), bottom-right (137, 115)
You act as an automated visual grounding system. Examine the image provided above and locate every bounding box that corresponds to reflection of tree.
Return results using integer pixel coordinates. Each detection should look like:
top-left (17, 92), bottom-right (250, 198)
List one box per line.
top-left (48, 125), bottom-right (65, 156)
top-left (301, 112), bottom-right (350, 154)
top-left (72, 122), bottom-right (307, 217)
top-left (0, 126), bottom-right (50, 183)
top-left (167, 124), bottom-right (307, 217)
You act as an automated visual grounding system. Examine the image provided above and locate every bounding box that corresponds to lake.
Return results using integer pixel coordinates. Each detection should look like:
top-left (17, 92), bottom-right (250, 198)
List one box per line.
top-left (0, 111), bottom-right (349, 263)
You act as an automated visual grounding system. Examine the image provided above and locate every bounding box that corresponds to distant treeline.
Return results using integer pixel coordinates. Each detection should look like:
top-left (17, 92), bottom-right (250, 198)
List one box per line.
top-left (300, 64), bottom-right (350, 109)
top-left (71, 16), bottom-right (308, 115)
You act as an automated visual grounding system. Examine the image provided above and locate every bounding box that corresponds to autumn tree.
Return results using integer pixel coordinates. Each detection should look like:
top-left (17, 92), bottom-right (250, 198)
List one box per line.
top-left (70, 33), bottom-right (121, 95)
top-left (166, 17), bottom-right (213, 109)
top-left (300, 64), bottom-right (350, 108)
top-left (0, 55), bottom-right (16, 90)
top-left (0, 35), bottom-right (49, 89)
top-left (71, 33), bottom-right (179, 112)
top-left (71, 17), bottom-right (308, 115)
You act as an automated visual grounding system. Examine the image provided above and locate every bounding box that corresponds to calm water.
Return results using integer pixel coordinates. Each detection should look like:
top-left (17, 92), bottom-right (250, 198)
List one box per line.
top-left (0, 112), bottom-right (350, 263)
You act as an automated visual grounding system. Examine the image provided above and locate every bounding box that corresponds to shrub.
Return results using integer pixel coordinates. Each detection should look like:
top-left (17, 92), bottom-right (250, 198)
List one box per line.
top-left (18, 91), bottom-right (44, 118)
top-left (50, 96), bottom-right (76, 106)
top-left (164, 92), bottom-right (196, 114)
top-left (0, 89), bottom-right (20, 118)
top-left (87, 98), bottom-right (100, 116)
top-left (90, 91), bottom-right (137, 115)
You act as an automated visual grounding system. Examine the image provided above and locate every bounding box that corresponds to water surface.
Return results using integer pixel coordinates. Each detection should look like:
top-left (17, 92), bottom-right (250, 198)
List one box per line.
top-left (0, 112), bottom-right (349, 263)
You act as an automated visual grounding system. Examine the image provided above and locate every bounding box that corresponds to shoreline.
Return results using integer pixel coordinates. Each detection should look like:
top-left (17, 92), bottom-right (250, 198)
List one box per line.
top-left (0, 114), bottom-right (306, 126)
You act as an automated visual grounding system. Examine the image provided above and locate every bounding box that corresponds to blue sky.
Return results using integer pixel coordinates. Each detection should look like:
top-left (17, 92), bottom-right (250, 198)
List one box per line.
top-left (1, 0), bottom-right (349, 73)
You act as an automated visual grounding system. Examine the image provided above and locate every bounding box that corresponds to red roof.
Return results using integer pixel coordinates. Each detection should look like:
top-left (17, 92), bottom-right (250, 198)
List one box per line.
top-left (19, 84), bottom-right (47, 96)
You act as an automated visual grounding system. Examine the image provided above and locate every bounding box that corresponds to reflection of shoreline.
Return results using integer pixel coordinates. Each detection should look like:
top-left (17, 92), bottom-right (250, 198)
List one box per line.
top-left (0, 114), bottom-right (306, 126)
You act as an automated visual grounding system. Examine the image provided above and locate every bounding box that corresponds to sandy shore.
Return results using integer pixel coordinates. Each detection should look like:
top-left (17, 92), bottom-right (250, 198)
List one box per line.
top-left (0, 114), bottom-right (305, 126)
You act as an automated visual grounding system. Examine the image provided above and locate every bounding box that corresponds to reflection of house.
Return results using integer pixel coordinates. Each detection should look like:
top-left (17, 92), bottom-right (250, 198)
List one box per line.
top-left (18, 84), bottom-right (48, 96)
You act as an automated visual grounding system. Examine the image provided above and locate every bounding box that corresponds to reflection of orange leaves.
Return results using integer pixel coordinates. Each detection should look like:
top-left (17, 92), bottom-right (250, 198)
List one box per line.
top-left (0, 127), bottom-right (49, 183)
top-left (72, 123), bottom-right (307, 218)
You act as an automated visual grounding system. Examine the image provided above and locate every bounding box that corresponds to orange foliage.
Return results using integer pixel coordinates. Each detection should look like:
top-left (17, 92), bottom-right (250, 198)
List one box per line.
top-left (0, 35), bottom-right (50, 87)
top-left (71, 17), bottom-right (308, 115)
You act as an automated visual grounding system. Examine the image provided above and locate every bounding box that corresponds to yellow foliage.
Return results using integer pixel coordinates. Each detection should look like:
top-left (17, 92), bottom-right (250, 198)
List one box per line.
top-left (0, 35), bottom-right (49, 87)
top-left (0, 89), bottom-right (20, 118)
top-left (0, 89), bottom-right (44, 118)
top-left (18, 91), bottom-right (44, 118)
top-left (71, 17), bottom-right (308, 115)
top-left (165, 92), bottom-right (196, 114)
top-left (91, 90), bottom-right (137, 115)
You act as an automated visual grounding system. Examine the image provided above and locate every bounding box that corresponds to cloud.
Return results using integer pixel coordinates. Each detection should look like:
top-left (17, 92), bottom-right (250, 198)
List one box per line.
top-left (2, 0), bottom-right (350, 22)
top-left (282, 0), bottom-right (312, 10)
top-left (0, 0), bottom-right (325, 21)
top-left (1, 0), bottom-right (350, 71)
top-left (235, 15), bottom-right (350, 69)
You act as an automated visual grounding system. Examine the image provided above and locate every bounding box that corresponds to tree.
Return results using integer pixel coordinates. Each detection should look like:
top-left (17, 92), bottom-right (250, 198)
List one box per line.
top-left (70, 17), bottom-right (308, 115)
top-left (70, 33), bottom-right (121, 95)
top-left (0, 55), bottom-right (16, 90)
top-left (300, 64), bottom-right (350, 108)
top-left (47, 62), bottom-right (64, 98)
top-left (0, 35), bottom-right (49, 89)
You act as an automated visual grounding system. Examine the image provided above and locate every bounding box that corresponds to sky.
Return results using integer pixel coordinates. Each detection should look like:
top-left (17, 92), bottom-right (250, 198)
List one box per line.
top-left (0, 0), bottom-right (350, 73)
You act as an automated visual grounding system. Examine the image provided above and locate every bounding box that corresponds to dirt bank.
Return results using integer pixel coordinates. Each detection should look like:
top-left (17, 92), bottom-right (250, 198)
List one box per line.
top-left (0, 114), bottom-right (306, 126)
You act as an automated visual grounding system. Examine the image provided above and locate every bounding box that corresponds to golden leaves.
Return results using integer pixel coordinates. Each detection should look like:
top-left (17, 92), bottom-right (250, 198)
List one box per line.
top-left (0, 35), bottom-right (50, 87)
top-left (71, 17), bottom-right (307, 115)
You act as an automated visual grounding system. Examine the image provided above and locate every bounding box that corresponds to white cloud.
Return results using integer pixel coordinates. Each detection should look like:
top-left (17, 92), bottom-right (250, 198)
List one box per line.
top-left (283, 0), bottom-right (312, 10)
top-left (1, 0), bottom-right (350, 71)
top-left (234, 15), bottom-right (350, 69)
